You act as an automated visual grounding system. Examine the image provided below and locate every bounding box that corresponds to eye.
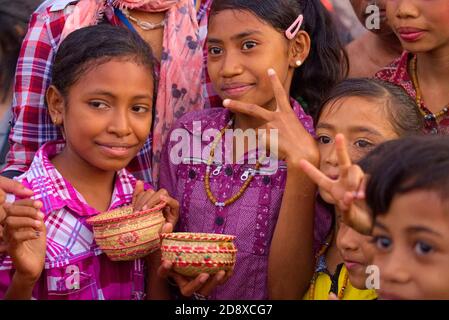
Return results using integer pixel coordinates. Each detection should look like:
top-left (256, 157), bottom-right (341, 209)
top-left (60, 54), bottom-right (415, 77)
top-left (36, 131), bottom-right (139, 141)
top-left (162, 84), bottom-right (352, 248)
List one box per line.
top-left (242, 40), bottom-right (257, 50)
top-left (208, 46), bottom-right (223, 55)
top-left (373, 235), bottom-right (392, 251)
top-left (131, 105), bottom-right (150, 113)
top-left (88, 101), bottom-right (109, 109)
top-left (414, 241), bottom-right (433, 256)
top-left (317, 135), bottom-right (332, 145)
top-left (354, 139), bottom-right (374, 149)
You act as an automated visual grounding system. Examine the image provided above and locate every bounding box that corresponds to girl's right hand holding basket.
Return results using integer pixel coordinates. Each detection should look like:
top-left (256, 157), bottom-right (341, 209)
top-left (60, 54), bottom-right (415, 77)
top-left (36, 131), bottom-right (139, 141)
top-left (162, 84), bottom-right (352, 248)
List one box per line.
top-left (2, 199), bottom-right (46, 299)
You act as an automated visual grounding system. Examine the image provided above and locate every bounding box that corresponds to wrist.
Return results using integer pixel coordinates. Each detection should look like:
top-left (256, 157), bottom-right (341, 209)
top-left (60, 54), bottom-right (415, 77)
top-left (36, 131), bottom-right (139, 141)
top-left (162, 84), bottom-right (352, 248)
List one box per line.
top-left (13, 270), bottom-right (40, 287)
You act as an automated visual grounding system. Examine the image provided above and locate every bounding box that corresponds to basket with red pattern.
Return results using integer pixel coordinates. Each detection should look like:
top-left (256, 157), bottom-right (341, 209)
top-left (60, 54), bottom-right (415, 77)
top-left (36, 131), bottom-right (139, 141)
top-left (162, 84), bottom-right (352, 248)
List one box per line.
top-left (87, 203), bottom-right (166, 261)
top-left (160, 232), bottom-right (237, 277)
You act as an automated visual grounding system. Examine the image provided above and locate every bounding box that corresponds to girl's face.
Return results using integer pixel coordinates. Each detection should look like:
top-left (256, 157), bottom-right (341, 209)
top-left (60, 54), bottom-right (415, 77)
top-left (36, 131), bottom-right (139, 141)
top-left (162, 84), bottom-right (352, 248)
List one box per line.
top-left (317, 96), bottom-right (398, 193)
top-left (207, 9), bottom-right (303, 110)
top-left (336, 213), bottom-right (376, 289)
top-left (372, 190), bottom-right (449, 300)
top-left (386, 0), bottom-right (449, 53)
top-left (49, 59), bottom-right (153, 173)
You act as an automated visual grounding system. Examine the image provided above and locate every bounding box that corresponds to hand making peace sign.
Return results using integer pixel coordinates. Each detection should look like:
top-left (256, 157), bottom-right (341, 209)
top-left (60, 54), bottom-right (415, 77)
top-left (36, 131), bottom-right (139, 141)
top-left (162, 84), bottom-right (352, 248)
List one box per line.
top-left (298, 134), bottom-right (373, 235)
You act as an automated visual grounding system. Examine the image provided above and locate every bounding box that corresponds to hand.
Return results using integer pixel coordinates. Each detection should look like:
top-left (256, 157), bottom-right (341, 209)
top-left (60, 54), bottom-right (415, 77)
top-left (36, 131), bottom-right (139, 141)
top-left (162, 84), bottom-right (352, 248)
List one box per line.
top-left (0, 176), bottom-right (34, 224)
top-left (3, 199), bottom-right (46, 283)
top-left (157, 260), bottom-right (233, 298)
top-left (223, 68), bottom-right (318, 166)
top-left (132, 181), bottom-right (180, 233)
top-left (299, 134), bottom-right (372, 234)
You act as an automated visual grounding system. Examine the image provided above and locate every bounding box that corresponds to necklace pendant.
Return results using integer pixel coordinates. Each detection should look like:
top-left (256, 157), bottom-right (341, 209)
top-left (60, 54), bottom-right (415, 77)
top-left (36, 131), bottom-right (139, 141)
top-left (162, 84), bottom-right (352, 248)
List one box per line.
top-left (138, 20), bottom-right (164, 30)
top-left (214, 202), bottom-right (225, 207)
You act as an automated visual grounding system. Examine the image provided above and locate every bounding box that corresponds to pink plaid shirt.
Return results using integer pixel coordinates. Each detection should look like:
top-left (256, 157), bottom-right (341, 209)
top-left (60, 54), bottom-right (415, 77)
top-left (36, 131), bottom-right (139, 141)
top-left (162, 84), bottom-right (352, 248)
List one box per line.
top-left (3, 0), bottom-right (217, 181)
top-left (0, 141), bottom-right (150, 300)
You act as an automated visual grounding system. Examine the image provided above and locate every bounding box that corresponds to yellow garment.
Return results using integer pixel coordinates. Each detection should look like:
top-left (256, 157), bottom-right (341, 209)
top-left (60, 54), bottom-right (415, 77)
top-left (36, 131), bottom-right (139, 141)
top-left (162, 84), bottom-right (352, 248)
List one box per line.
top-left (303, 265), bottom-right (377, 300)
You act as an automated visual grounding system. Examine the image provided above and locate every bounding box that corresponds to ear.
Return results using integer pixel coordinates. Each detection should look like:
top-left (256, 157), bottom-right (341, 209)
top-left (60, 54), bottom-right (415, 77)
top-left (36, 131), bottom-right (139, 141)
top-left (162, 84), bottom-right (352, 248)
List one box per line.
top-left (288, 31), bottom-right (311, 68)
top-left (46, 85), bottom-right (65, 126)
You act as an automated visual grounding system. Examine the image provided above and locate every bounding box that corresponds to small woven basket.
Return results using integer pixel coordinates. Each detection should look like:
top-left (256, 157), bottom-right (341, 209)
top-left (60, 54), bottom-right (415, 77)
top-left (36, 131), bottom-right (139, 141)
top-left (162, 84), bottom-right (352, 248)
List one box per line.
top-left (87, 203), bottom-right (166, 261)
top-left (160, 232), bottom-right (237, 277)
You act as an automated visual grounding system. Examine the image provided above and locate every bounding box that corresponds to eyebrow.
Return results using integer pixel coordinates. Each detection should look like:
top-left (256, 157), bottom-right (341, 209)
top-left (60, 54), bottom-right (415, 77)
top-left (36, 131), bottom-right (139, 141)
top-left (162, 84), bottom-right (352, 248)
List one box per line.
top-left (406, 226), bottom-right (443, 238)
top-left (207, 29), bottom-right (263, 44)
top-left (374, 221), bottom-right (388, 231)
top-left (88, 90), bottom-right (152, 100)
top-left (316, 122), bottom-right (383, 136)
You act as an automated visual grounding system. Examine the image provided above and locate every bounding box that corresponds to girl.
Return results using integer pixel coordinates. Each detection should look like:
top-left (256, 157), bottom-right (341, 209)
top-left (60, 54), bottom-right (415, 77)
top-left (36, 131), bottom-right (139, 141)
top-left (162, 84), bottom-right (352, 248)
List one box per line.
top-left (375, 0), bottom-right (449, 135)
top-left (159, 0), bottom-right (347, 299)
top-left (0, 24), bottom-right (180, 300)
top-left (363, 136), bottom-right (449, 300)
top-left (261, 78), bottom-right (423, 299)
top-left (3, 0), bottom-right (208, 184)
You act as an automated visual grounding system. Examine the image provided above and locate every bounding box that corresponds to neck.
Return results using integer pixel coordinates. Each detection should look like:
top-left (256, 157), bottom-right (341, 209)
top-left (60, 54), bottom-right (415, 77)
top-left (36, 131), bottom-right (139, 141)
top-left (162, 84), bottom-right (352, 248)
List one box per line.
top-left (0, 92), bottom-right (12, 120)
top-left (365, 32), bottom-right (402, 66)
top-left (51, 147), bottom-right (116, 212)
top-left (416, 48), bottom-right (449, 83)
top-left (376, 32), bottom-right (403, 56)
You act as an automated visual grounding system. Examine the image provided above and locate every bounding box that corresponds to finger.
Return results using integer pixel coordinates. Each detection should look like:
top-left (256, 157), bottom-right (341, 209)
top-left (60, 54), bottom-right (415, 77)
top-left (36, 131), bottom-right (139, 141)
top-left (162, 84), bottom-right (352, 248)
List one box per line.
top-left (134, 189), bottom-right (156, 212)
top-left (5, 229), bottom-right (41, 244)
top-left (267, 68), bottom-right (291, 113)
top-left (161, 222), bottom-right (173, 234)
top-left (10, 199), bottom-right (43, 210)
top-left (299, 159), bottom-right (333, 191)
top-left (223, 99), bottom-right (273, 122)
top-left (132, 180), bottom-right (145, 207)
top-left (157, 260), bottom-right (173, 279)
top-left (176, 273), bottom-right (210, 297)
top-left (197, 270), bottom-right (226, 296)
top-left (3, 203), bottom-right (44, 219)
top-left (4, 216), bottom-right (43, 230)
top-left (335, 134), bottom-right (352, 169)
top-left (160, 195), bottom-right (179, 226)
top-left (344, 165), bottom-right (365, 192)
top-left (0, 177), bottom-right (34, 198)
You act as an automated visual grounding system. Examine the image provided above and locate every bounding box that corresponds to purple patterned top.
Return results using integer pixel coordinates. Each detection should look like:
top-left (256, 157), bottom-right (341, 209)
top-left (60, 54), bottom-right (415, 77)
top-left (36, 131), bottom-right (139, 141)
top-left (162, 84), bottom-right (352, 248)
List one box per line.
top-left (375, 51), bottom-right (449, 134)
top-left (159, 100), bottom-right (324, 300)
top-left (0, 141), bottom-right (148, 300)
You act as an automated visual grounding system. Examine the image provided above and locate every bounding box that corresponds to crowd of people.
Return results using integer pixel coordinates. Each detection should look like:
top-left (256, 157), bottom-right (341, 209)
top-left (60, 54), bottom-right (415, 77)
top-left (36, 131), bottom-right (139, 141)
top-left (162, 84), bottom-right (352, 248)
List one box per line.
top-left (0, 0), bottom-right (448, 300)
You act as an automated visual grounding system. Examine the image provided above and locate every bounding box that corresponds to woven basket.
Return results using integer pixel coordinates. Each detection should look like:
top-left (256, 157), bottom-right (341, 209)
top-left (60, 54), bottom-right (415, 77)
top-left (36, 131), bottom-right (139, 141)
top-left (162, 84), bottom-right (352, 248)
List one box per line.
top-left (87, 203), bottom-right (166, 261)
top-left (160, 232), bottom-right (237, 277)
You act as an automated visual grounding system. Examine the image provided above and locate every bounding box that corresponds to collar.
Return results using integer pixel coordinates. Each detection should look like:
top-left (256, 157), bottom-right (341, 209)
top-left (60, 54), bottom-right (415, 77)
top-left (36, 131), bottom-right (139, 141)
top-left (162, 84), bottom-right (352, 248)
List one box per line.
top-left (23, 140), bottom-right (137, 216)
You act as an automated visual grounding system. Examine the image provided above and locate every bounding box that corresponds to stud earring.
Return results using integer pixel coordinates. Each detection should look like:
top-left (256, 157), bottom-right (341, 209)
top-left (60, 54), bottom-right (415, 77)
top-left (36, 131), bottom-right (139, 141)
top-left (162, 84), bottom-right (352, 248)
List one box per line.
top-left (296, 60), bottom-right (302, 67)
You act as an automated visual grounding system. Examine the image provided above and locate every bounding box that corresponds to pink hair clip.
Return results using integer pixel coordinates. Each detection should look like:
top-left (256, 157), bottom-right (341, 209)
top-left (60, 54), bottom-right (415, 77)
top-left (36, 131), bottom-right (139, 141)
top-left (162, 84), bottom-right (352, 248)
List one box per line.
top-left (285, 14), bottom-right (304, 40)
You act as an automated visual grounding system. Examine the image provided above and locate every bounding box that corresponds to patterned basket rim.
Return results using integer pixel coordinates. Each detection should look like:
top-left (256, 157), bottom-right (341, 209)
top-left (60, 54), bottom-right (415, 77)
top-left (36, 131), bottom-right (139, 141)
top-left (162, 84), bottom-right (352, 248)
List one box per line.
top-left (160, 232), bottom-right (236, 242)
top-left (87, 202), bottom-right (166, 225)
top-left (172, 261), bottom-right (236, 267)
top-left (161, 246), bottom-right (237, 254)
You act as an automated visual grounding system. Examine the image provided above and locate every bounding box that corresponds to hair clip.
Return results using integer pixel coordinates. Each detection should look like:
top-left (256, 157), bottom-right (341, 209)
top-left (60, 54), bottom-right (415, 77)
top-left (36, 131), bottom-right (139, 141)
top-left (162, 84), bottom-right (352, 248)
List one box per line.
top-left (285, 14), bottom-right (304, 40)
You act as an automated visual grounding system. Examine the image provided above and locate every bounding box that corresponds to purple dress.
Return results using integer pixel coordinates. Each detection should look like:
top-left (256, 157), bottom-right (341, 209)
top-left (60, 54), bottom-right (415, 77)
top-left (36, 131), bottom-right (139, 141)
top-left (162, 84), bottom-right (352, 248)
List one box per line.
top-left (159, 101), bottom-right (327, 299)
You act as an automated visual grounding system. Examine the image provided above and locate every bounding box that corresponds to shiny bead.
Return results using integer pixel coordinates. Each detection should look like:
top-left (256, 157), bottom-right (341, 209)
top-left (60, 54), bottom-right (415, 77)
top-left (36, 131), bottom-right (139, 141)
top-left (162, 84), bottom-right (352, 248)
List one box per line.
top-left (215, 216), bottom-right (225, 226)
top-left (188, 169), bottom-right (196, 179)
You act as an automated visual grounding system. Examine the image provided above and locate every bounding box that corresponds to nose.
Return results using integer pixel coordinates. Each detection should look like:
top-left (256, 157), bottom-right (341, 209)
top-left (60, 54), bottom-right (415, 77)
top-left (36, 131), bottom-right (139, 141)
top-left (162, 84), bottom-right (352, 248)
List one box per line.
top-left (107, 107), bottom-right (132, 137)
top-left (394, 0), bottom-right (419, 19)
top-left (220, 50), bottom-right (243, 78)
top-left (324, 142), bottom-right (339, 167)
top-left (337, 223), bottom-right (360, 252)
top-left (376, 247), bottom-right (411, 286)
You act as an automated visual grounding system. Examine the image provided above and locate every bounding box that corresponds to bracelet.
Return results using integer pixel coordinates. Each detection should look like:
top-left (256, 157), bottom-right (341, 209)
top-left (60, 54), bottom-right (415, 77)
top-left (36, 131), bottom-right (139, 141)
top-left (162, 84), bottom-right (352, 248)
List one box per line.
top-left (192, 292), bottom-right (208, 300)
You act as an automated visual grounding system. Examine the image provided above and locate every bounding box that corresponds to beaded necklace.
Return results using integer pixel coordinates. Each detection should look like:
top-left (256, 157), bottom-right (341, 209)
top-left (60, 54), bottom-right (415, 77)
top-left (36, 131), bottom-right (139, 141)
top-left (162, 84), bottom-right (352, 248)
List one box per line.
top-left (308, 231), bottom-right (349, 300)
top-left (410, 55), bottom-right (449, 122)
top-left (204, 118), bottom-right (262, 207)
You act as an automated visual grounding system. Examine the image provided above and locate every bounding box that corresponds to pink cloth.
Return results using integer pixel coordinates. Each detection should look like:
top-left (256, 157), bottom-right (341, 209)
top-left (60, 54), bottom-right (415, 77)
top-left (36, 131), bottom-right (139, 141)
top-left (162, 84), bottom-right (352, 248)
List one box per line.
top-left (61, 0), bottom-right (204, 185)
top-left (0, 141), bottom-right (151, 300)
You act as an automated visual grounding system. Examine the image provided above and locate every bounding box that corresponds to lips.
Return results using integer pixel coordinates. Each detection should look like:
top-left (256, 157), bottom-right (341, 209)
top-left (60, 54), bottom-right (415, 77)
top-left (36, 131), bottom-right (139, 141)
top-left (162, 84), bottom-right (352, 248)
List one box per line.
top-left (344, 260), bottom-right (363, 271)
top-left (96, 142), bottom-right (136, 158)
top-left (397, 27), bottom-right (426, 42)
top-left (221, 82), bottom-right (255, 98)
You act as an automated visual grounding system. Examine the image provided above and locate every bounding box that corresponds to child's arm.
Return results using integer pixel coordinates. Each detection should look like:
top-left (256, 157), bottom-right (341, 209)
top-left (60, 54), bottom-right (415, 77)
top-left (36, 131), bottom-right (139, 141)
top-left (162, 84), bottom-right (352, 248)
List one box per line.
top-left (224, 69), bottom-right (319, 299)
top-left (2, 199), bottom-right (46, 300)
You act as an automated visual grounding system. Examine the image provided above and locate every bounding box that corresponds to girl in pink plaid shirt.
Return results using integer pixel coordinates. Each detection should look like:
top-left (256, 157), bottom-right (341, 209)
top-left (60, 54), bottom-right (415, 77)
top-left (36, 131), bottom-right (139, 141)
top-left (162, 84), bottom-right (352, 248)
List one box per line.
top-left (0, 24), bottom-right (181, 300)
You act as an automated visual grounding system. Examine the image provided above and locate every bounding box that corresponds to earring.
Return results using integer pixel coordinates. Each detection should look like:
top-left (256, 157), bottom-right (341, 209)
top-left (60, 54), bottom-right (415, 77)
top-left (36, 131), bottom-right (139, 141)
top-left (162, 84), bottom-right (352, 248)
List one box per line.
top-left (53, 117), bottom-right (59, 125)
top-left (296, 60), bottom-right (302, 67)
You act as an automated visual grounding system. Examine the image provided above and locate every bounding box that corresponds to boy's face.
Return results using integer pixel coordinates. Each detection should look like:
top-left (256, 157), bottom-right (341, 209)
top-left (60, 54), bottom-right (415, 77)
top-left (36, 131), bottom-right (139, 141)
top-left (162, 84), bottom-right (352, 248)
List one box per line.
top-left (336, 213), bottom-right (375, 289)
top-left (372, 190), bottom-right (449, 299)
